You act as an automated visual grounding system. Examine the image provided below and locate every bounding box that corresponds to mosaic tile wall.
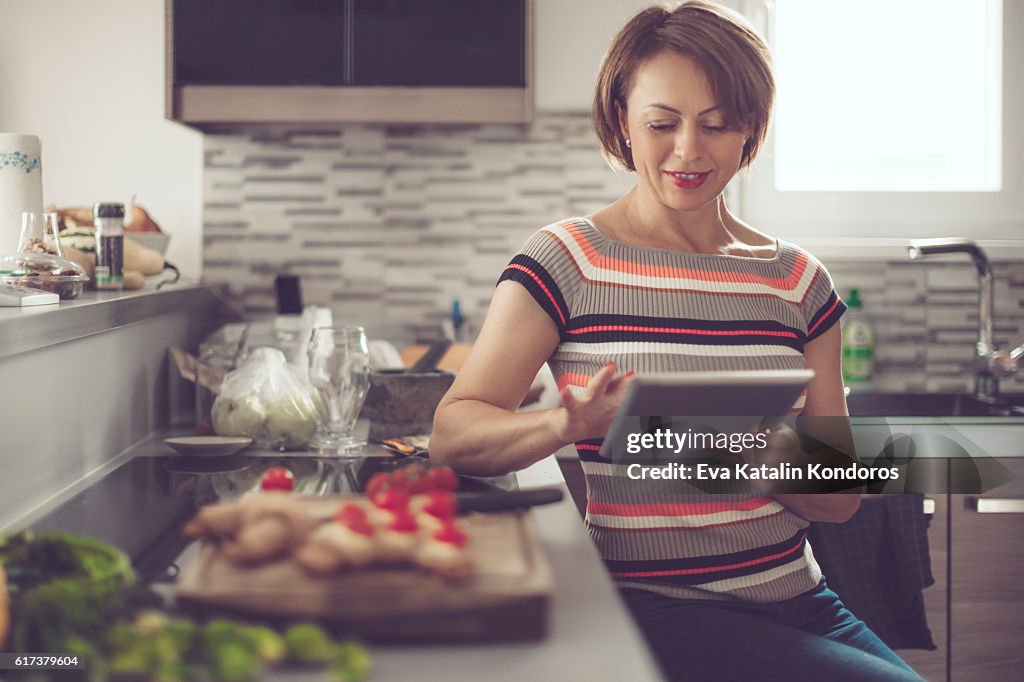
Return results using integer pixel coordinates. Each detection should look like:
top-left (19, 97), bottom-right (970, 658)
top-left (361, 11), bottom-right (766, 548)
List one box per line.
top-left (828, 261), bottom-right (1024, 393)
top-left (202, 112), bottom-right (1024, 393)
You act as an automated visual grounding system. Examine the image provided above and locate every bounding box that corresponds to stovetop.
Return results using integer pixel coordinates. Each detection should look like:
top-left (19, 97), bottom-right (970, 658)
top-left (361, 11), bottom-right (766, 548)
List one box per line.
top-left (27, 454), bottom-right (512, 581)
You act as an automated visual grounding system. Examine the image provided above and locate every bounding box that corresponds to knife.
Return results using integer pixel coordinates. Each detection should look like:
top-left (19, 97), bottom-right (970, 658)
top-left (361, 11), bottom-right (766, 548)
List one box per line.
top-left (453, 487), bottom-right (564, 514)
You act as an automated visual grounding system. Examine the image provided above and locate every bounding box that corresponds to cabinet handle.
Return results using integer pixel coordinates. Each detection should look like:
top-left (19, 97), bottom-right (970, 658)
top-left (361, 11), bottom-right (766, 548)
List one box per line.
top-left (967, 497), bottom-right (1024, 513)
top-left (922, 498), bottom-right (935, 515)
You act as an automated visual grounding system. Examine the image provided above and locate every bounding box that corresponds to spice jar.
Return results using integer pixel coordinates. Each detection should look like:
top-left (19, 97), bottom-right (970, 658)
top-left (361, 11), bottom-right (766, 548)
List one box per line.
top-left (93, 202), bottom-right (124, 290)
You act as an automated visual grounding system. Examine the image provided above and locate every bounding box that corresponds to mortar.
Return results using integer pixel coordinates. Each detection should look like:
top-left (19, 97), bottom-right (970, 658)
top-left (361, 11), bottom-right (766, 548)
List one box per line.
top-left (360, 369), bottom-right (456, 440)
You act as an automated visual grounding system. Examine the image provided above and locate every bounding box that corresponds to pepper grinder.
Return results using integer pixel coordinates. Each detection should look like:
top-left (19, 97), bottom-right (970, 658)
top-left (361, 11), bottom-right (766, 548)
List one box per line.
top-left (93, 202), bottom-right (125, 290)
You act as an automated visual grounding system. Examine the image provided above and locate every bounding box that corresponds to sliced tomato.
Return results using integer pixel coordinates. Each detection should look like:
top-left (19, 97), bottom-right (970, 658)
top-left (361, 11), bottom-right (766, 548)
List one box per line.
top-left (388, 510), bottom-right (419, 534)
top-left (333, 503), bottom-right (367, 525)
top-left (427, 466), bottom-right (459, 492)
top-left (422, 490), bottom-right (457, 519)
top-left (406, 467), bottom-right (433, 494)
top-left (373, 486), bottom-right (410, 512)
top-left (433, 521), bottom-right (468, 548)
top-left (365, 472), bottom-right (393, 500)
top-left (260, 467), bottom-right (294, 492)
top-left (345, 517), bottom-right (375, 537)
top-left (388, 468), bottom-right (412, 492)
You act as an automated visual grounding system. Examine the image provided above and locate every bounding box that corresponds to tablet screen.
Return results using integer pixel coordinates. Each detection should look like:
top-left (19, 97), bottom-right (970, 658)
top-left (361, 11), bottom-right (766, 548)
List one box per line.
top-left (599, 369), bottom-right (814, 459)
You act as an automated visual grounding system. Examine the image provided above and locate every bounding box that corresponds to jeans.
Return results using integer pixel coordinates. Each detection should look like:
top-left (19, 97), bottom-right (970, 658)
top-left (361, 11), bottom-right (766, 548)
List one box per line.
top-left (621, 579), bottom-right (926, 682)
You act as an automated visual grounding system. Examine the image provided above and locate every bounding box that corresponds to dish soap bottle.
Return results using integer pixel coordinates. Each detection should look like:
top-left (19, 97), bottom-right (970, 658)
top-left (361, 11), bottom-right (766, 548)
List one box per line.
top-left (842, 288), bottom-right (875, 385)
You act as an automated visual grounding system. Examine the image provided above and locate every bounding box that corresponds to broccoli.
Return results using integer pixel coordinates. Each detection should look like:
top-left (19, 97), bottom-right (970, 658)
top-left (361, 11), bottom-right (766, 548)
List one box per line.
top-left (210, 640), bottom-right (261, 682)
top-left (284, 623), bottom-right (335, 663)
top-left (243, 625), bottom-right (286, 665)
top-left (332, 641), bottom-right (373, 681)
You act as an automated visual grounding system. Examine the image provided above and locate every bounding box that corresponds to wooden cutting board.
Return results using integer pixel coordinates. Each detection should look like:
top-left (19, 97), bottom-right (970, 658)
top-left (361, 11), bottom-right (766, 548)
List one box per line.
top-left (176, 497), bottom-right (554, 642)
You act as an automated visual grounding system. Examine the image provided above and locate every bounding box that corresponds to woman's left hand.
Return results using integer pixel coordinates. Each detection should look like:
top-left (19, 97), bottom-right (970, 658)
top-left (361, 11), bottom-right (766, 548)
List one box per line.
top-left (555, 362), bottom-right (634, 443)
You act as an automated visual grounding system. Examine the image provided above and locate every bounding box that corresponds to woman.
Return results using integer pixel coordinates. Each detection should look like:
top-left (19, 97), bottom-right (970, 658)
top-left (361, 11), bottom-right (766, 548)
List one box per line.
top-left (432, 2), bottom-right (923, 680)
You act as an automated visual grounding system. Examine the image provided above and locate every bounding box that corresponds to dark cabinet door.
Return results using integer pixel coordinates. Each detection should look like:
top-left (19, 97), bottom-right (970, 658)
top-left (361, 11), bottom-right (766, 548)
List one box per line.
top-left (950, 481), bottom-right (1024, 681)
top-left (173, 0), bottom-right (346, 85)
top-left (352, 0), bottom-right (526, 86)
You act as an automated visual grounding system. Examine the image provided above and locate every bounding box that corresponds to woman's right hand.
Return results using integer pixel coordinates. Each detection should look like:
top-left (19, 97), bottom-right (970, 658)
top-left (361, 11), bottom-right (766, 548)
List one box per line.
top-left (555, 362), bottom-right (634, 443)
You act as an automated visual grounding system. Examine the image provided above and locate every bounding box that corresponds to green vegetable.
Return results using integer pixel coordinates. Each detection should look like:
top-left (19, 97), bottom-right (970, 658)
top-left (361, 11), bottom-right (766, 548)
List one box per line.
top-left (210, 641), bottom-right (261, 682)
top-left (109, 646), bottom-right (151, 676)
top-left (332, 641), bottom-right (374, 682)
top-left (161, 619), bottom-right (199, 652)
top-left (1, 531), bottom-right (372, 680)
top-left (243, 625), bottom-right (286, 665)
top-left (0, 531), bottom-right (136, 653)
top-left (153, 661), bottom-right (192, 682)
top-left (284, 623), bottom-right (335, 663)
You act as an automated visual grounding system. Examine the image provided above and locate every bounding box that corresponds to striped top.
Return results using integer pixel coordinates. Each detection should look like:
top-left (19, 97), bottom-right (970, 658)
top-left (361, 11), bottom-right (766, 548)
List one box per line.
top-left (498, 217), bottom-right (847, 604)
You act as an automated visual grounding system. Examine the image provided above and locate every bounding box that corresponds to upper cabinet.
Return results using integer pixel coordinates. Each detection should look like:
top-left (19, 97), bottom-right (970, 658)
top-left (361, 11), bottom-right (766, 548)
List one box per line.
top-left (352, 1), bottom-right (526, 87)
top-left (166, 0), bottom-right (533, 127)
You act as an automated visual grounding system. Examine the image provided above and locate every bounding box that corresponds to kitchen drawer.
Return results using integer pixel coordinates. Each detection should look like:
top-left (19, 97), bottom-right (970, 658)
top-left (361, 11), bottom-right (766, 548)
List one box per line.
top-left (950, 458), bottom-right (1024, 681)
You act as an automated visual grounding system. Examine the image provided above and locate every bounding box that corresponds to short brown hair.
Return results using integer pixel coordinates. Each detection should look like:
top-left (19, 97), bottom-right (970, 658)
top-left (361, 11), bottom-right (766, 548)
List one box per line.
top-left (593, 1), bottom-right (774, 171)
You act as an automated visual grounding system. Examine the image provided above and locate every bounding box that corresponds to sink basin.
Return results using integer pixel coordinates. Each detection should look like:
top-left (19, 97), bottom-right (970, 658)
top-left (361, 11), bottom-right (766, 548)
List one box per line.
top-left (846, 392), bottom-right (1024, 418)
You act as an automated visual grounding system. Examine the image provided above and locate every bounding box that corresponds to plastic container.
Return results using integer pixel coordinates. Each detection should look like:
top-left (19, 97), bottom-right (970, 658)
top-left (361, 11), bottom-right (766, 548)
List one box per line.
top-left (842, 288), bottom-right (876, 384)
top-left (0, 252), bottom-right (88, 299)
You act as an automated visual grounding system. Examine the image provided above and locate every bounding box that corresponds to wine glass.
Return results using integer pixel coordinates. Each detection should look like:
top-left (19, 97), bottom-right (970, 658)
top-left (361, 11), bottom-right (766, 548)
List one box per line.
top-left (307, 326), bottom-right (371, 455)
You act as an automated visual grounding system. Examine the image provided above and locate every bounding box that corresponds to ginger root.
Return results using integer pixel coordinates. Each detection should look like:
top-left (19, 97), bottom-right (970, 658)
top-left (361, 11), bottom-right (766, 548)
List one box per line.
top-left (184, 494), bottom-right (317, 565)
top-left (183, 501), bottom-right (245, 540)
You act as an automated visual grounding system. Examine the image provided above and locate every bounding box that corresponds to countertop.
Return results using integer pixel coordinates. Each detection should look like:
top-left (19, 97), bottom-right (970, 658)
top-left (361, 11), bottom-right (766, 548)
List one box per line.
top-left (22, 436), bottom-right (664, 682)
top-left (0, 280), bottom-right (234, 360)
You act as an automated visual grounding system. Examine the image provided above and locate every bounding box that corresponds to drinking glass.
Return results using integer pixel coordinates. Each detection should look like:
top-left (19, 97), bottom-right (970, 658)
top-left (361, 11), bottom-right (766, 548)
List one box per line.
top-left (18, 211), bottom-right (64, 255)
top-left (307, 326), bottom-right (371, 455)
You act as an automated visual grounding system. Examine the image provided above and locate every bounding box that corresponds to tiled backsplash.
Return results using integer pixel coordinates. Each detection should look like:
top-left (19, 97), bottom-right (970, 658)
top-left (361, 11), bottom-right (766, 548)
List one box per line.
top-left (203, 113), bottom-right (1024, 393)
top-left (828, 261), bottom-right (1024, 393)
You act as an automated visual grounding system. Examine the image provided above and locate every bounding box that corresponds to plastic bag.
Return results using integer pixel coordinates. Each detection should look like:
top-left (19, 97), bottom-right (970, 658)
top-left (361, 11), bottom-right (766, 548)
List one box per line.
top-left (211, 347), bottom-right (322, 450)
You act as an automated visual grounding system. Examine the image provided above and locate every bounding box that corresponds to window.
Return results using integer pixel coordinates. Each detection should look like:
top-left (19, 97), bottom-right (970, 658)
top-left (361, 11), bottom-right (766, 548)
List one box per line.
top-left (736, 0), bottom-right (1021, 242)
top-left (774, 0), bottom-right (1001, 192)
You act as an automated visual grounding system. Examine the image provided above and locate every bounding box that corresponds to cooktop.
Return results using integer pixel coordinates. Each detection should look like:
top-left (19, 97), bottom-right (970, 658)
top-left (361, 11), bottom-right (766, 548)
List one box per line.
top-left (27, 454), bottom-right (512, 581)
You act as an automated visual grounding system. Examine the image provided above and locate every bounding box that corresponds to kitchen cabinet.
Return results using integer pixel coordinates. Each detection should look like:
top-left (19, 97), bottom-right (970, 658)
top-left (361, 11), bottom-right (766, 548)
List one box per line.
top-left (172, 0), bottom-right (346, 86)
top-left (352, 0), bottom-right (526, 87)
top-left (895, 461), bottom-right (1024, 682)
top-left (949, 459), bottom-right (1024, 681)
top-left (166, 0), bottom-right (534, 126)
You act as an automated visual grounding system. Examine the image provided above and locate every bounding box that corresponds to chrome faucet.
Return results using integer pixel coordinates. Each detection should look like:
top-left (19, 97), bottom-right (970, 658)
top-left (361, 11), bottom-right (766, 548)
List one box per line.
top-left (908, 239), bottom-right (1024, 400)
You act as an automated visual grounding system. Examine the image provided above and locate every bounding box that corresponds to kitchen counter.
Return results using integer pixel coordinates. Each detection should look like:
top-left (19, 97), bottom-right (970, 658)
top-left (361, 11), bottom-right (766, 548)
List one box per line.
top-left (0, 279), bottom-right (233, 360)
top-left (20, 437), bottom-right (664, 682)
top-left (338, 453), bottom-right (663, 682)
top-left (0, 281), bottom-right (233, 533)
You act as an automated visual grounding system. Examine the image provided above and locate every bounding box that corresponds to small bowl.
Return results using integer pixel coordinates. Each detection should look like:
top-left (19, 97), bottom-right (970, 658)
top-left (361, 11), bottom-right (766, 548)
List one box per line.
top-left (0, 273), bottom-right (86, 299)
top-left (164, 435), bottom-right (253, 457)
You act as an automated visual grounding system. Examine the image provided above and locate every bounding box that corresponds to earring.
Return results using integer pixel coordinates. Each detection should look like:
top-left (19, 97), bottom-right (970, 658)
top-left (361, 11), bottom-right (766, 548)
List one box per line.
top-left (625, 138), bottom-right (631, 148)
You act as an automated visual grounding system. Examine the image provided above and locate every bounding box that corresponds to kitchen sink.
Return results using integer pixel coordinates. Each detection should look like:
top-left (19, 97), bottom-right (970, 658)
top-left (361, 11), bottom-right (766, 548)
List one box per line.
top-left (846, 392), bottom-right (1024, 418)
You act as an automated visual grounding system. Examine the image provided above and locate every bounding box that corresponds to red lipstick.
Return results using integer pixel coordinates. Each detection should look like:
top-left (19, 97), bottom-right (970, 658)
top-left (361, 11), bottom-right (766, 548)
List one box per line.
top-left (664, 171), bottom-right (710, 189)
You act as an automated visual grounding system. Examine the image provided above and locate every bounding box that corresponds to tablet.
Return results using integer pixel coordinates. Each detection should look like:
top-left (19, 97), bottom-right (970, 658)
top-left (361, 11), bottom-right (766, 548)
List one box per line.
top-left (599, 369), bottom-right (814, 458)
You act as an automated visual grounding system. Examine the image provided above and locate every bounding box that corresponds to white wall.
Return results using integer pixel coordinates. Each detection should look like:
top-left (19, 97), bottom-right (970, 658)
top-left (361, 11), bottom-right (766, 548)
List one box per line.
top-left (535, 0), bottom-right (657, 110)
top-left (535, 0), bottom-right (742, 111)
top-left (0, 0), bottom-right (203, 275)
